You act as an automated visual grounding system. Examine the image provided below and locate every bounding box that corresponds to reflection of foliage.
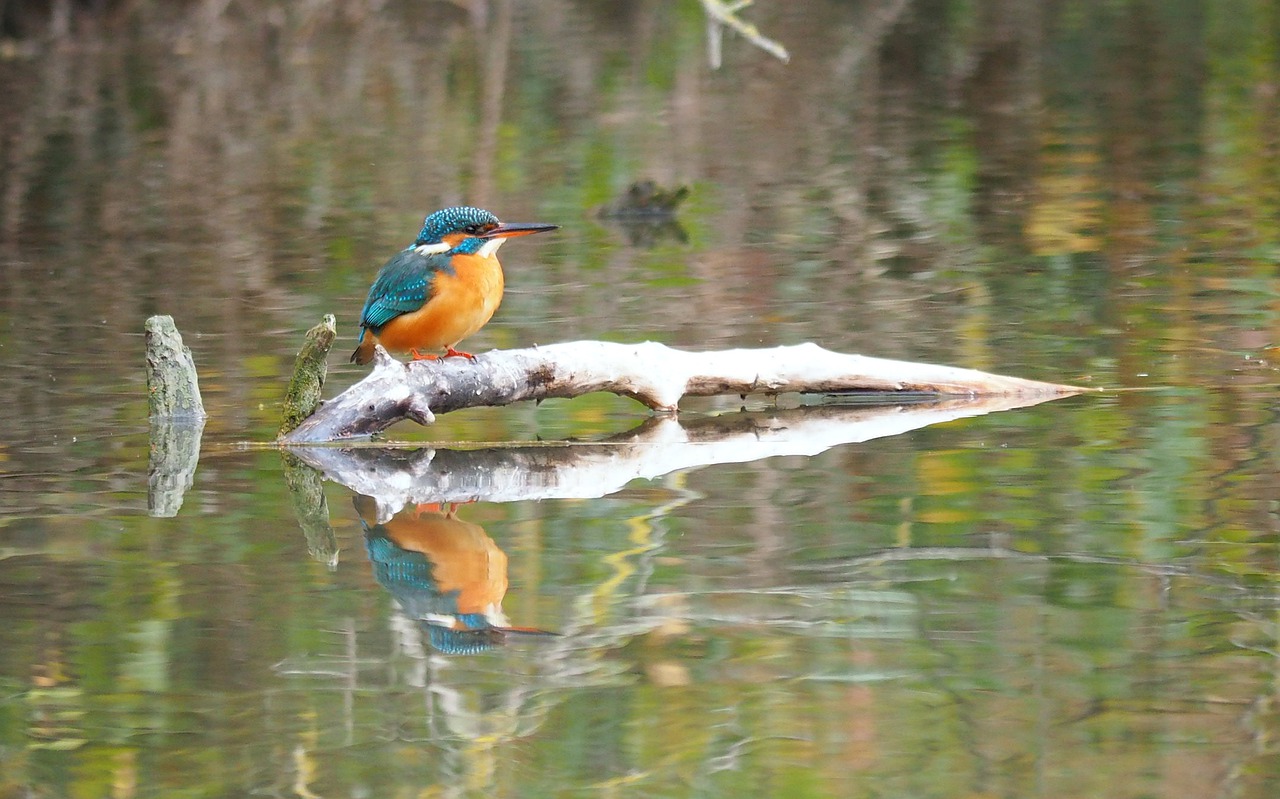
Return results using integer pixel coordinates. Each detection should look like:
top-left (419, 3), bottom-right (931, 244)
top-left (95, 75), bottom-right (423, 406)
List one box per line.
top-left (2, 406), bottom-right (1277, 796)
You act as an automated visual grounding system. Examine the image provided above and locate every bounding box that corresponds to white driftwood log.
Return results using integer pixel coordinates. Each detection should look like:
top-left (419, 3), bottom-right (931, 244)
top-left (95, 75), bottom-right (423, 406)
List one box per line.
top-left (281, 340), bottom-right (1080, 443)
top-left (282, 338), bottom-right (1080, 443)
top-left (288, 396), bottom-right (1066, 519)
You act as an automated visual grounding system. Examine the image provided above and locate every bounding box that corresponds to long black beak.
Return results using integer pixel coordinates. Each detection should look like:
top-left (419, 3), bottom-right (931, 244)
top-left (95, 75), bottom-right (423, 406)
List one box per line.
top-left (483, 222), bottom-right (559, 239)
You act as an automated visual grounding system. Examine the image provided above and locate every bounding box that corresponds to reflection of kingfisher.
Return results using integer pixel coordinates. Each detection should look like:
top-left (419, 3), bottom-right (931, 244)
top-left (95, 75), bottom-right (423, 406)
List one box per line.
top-left (350, 206), bottom-right (558, 365)
top-left (355, 496), bottom-right (554, 655)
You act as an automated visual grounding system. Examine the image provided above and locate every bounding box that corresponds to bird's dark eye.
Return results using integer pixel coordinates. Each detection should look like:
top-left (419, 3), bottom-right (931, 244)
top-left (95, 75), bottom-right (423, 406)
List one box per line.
top-left (464, 224), bottom-right (481, 235)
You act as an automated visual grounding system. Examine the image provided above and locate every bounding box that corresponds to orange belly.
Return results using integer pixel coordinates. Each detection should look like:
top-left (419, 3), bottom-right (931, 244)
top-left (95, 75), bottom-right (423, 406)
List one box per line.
top-left (374, 254), bottom-right (504, 354)
top-left (384, 511), bottom-right (508, 615)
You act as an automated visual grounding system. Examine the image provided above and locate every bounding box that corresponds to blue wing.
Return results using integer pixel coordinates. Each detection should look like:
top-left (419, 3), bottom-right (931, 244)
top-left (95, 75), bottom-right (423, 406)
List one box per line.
top-left (358, 248), bottom-right (455, 332)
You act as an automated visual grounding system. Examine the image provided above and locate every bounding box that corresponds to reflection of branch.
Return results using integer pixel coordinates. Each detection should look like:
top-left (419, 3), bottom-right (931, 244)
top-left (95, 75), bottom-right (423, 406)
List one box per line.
top-left (281, 452), bottom-right (338, 567)
top-left (288, 396), bottom-right (1060, 518)
top-left (283, 339), bottom-right (1078, 442)
top-left (700, 0), bottom-right (790, 67)
top-left (147, 417), bottom-right (204, 518)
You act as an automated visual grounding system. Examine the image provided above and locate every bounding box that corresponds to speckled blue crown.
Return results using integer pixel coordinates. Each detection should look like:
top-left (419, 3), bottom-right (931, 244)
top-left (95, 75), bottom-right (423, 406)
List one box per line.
top-left (414, 206), bottom-right (500, 245)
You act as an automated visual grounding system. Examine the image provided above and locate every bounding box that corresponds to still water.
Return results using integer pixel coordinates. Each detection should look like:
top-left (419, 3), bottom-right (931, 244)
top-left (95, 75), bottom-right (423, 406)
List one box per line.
top-left (1, 1), bottom-right (1278, 797)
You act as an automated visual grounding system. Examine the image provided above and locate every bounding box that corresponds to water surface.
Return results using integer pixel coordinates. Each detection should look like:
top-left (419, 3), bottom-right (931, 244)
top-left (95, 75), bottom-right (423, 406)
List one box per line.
top-left (1, 2), bottom-right (1277, 797)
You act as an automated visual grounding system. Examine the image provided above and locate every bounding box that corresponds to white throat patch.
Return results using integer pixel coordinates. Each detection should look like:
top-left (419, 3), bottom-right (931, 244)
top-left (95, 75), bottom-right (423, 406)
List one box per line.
top-left (477, 237), bottom-right (507, 258)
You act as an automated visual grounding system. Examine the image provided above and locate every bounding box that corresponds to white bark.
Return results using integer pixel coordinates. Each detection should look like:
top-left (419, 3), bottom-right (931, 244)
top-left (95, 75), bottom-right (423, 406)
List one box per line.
top-left (281, 340), bottom-right (1079, 443)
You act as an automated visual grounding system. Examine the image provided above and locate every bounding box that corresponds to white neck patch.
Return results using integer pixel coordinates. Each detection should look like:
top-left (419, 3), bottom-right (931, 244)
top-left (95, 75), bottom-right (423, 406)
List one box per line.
top-left (477, 237), bottom-right (507, 258)
top-left (413, 241), bottom-right (451, 256)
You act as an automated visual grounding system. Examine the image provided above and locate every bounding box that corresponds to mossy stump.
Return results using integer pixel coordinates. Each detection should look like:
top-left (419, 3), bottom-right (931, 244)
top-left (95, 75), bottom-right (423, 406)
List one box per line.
top-left (279, 314), bottom-right (337, 437)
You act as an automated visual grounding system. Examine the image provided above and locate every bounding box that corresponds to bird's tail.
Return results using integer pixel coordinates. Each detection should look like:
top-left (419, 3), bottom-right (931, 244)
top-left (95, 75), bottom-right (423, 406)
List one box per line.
top-left (498, 626), bottom-right (560, 638)
top-left (350, 329), bottom-right (374, 365)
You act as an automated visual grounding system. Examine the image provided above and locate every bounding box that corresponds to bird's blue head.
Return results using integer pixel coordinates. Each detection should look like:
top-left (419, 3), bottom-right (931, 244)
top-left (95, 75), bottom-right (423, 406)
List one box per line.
top-left (412, 206), bottom-right (559, 256)
top-left (414, 206), bottom-right (500, 249)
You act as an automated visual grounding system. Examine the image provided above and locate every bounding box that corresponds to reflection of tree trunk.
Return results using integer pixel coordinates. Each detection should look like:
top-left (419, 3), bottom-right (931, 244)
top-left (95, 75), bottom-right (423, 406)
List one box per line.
top-left (2, 8), bottom-right (74, 240)
top-left (1099, 0), bottom-right (1174, 268)
top-left (746, 463), bottom-right (784, 587)
top-left (472, 0), bottom-right (513, 206)
top-left (1, 31), bottom-right (68, 414)
top-left (966, 0), bottom-right (1041, 250)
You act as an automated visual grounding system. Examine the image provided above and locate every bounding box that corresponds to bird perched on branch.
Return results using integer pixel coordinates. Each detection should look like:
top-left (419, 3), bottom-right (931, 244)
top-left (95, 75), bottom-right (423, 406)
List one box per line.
top-left (351, 206), bottom-right (557, 365)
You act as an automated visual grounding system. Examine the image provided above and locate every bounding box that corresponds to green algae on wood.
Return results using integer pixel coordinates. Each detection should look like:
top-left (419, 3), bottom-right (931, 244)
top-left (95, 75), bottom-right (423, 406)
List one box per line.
top-left (281, 451), bottom-right (338, 567)
top-left (279, 314), bottom-right (337, 437)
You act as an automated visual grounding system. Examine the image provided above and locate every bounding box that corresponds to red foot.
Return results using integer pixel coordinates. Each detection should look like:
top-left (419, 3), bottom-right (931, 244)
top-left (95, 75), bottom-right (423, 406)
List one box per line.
top-left (409, 347), bottom-right (477, 361)
top-left (444, 346), bottom-right (477, 360)
top-left (414, 501), bottom-right (467, 517)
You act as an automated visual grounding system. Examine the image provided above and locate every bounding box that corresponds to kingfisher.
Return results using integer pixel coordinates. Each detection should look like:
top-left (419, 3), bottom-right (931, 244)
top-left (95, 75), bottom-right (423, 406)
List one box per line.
top-left (355, 496), bottom-right (556, 655)
top-left (350, 206), bottom-right (558, 365)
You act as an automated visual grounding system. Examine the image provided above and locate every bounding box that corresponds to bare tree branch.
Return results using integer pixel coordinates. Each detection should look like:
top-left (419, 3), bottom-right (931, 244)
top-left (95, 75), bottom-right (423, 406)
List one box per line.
top-left (700, 0), bottom-right (789, 67)
top-left (281, 340), bottom-right (1080, 443)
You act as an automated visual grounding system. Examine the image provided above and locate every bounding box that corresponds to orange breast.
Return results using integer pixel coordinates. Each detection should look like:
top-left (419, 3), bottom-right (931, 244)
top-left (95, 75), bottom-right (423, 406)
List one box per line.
top-left (384, 510), bottom-right (508, 615)
top-left (374, 253), bottom-right (505, 353)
